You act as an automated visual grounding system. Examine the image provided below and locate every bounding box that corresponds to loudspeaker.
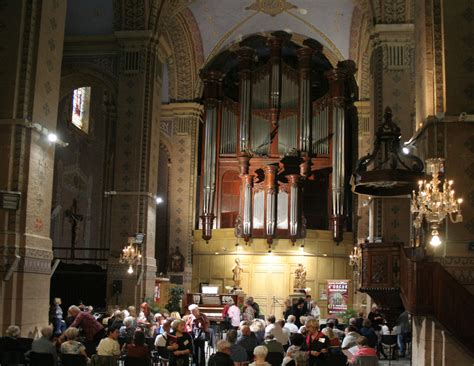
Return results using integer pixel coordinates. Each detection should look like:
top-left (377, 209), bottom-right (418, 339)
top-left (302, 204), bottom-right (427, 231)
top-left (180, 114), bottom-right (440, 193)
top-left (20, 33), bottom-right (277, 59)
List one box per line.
top-left (112, 280), bottom-right (122, 295)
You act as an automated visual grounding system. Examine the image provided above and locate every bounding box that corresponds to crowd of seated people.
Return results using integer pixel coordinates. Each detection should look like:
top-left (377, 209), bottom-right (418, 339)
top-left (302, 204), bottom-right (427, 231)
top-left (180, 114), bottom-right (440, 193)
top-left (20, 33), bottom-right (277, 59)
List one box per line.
top-left (0, 297), bottom-right (411, 366)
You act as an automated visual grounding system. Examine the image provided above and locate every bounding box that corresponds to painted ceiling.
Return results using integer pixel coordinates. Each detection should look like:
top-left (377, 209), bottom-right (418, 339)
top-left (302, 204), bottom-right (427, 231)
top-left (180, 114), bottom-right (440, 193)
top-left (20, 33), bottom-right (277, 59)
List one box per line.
top-left (64, 0), bottom-right (356, 61)
top-left (188, 0), bottom-right (356, 62)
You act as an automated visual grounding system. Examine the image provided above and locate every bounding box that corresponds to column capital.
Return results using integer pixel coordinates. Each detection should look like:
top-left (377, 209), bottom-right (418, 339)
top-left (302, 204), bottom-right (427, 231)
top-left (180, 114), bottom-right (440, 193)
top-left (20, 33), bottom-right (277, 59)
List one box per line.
top-left (115, 30), bottom-right (154, 49)
top-left (370, 24), bottom-right (414, 45)
top-left (161, 103), bottom-right (204, 121)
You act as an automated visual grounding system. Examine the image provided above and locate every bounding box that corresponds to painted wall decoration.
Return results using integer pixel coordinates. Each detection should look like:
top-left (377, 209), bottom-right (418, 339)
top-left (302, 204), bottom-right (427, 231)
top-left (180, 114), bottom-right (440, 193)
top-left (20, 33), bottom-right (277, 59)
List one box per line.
top-left (327, 280), bottom-right (349, 314)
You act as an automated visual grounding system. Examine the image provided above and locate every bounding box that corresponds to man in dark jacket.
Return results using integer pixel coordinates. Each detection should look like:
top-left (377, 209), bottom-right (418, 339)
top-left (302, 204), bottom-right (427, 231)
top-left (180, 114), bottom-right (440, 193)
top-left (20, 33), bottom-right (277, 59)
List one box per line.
top-left (291, 298), bottom-right (306, 328)
top-left (208, 340), bottom-right (234, 366)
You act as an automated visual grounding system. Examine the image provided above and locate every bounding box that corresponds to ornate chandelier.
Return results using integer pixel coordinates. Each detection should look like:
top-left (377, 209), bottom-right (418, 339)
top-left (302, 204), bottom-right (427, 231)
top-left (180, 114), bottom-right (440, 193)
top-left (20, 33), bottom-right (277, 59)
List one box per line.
top-left (411, 158), bottom-right (463, 246)
top-left (120, 236), bottom-right (142, 274)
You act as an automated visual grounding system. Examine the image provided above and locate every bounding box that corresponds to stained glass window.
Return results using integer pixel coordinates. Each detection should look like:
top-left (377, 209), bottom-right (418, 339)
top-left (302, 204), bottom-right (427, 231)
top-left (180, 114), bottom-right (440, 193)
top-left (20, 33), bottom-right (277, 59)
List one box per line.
top-left (71, 87), bottom-right (91, 133)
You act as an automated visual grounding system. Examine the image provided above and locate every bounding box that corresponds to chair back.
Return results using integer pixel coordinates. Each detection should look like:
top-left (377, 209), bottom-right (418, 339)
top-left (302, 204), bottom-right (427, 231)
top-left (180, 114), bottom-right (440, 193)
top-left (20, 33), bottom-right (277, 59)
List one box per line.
top-left (381, 335), bottom-right (397, 346)
top-left (29, 352), bottom-right (55, 366)
top-left (124, 356), bottom-right (150, 366)
top-left (265, 352), bottom-right (284, 366)
top-left (90, 354), bottom-right (119, 366)
top-left (61, 353), bottom-right (88, 366)
top-left (353, 355), bottom-right (379, 366)
top-left (0, 351), bottom-right (22, 366)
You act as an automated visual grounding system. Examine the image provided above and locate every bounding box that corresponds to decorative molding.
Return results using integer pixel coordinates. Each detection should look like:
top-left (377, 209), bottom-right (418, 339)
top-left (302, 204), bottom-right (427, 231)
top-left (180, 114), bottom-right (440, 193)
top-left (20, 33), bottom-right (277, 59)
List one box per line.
top-left (245, 0), bottom-right (297, 17)
top-left (382, 0), bottom-right (406, 24)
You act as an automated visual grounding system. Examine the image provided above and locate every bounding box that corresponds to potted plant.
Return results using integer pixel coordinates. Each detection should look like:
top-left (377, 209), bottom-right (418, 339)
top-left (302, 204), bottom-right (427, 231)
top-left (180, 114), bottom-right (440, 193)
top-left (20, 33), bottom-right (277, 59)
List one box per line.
top-left (340, 308), bottom-right (358, 325)
top-left (166, 286), bottom-right (185, 313)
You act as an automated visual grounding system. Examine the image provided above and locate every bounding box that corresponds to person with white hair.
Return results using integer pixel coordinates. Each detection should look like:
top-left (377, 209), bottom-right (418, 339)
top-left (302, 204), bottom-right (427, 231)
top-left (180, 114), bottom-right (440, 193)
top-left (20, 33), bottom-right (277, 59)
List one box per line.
top-left (66, 305), bottom-right (104, 345)
top-left (0, 325), bottom-right (26, 354)
top-left (285, 315), bottom-right (299, 334)
top-left (282, 345), bottom-right (300, 366)
top-left (60, 327), bottom-right (88, 360)
top-left (250, 345), bottom-right (271, 366)
top-left (208, 340), bottom-right (234, 365)
top-left (29, 325), bottom-right (58, 362)
top-left (119, 316), bottom-right (136, 343)
top-left (188, 304), bottom-right (209, 366)
top-left (167, 319), bottom-right (193, 366)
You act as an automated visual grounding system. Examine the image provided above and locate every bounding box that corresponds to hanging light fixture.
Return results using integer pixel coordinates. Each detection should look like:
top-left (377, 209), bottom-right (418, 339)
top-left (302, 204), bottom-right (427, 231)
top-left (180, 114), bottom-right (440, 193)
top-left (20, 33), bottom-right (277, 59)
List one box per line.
top-left (120, 236), bottom-right (142, 274)
top-left (349, 245), bottom-right (361, 267)
top-left (411, 158), bottom-right (463, 246)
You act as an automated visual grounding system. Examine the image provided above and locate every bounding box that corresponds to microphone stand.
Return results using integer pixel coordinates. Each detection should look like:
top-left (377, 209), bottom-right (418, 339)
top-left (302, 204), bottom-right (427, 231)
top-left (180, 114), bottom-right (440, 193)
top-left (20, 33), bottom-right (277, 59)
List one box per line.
top-left (271, 296), bottom-right (280, 316)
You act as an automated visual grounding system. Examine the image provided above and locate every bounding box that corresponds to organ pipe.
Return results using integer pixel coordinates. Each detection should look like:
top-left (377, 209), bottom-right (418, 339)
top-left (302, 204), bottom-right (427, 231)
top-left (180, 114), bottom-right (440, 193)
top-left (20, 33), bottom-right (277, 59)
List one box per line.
top-left (288, 174), bottom-right (300, 242)
top-left (237, 48), bottom-right (255, 154)
top-left (327, 66), bottom-right (350, 243)
top-left (242, 174), bottom-right (253, 241)
top-left (297, 48), bottom-right (313, 153)
top-left (200, 71), bottom-right (224, 242)
top-left (264, 165), bottom-right (278, 244)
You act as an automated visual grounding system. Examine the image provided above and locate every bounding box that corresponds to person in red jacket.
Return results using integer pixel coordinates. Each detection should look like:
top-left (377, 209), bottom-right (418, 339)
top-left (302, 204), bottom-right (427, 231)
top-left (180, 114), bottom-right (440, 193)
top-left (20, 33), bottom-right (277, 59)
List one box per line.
top-left (349, 336), bottom-right (378, 364)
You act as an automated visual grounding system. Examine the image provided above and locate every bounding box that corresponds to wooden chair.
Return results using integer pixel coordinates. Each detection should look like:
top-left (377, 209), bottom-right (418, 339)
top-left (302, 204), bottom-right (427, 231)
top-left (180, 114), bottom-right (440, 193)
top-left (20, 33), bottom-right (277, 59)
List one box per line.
top-left (61, 353), bottom-right (87, 366)
top-left (89, 355), bottom-right (119, 366)
top-left (124, 356), bottom-right (150, 366)
top-left (353, 355), bottom-right (379, 366)
top-left (265, 352), bottom-right (283, 366)
top-left (0, 350), bottom-right (23, 366)
top-left (381, 334), bottom-right (398, 364)
top-left (29, 352), bottom-right (55, 366)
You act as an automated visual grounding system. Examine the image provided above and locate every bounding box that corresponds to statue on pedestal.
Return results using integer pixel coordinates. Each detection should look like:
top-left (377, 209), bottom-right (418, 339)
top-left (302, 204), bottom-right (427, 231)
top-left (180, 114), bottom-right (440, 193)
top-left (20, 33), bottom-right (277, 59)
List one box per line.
top-left (232, 258), bottom-right (244, 288)
top-left (294, 263), bottom-right (307, 291)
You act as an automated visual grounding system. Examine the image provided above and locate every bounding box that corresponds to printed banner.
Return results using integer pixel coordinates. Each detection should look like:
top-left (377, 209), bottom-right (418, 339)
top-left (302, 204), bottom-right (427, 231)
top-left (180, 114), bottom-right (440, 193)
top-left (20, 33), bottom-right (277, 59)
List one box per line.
top-left (327, 280), bottom-right (349, 314)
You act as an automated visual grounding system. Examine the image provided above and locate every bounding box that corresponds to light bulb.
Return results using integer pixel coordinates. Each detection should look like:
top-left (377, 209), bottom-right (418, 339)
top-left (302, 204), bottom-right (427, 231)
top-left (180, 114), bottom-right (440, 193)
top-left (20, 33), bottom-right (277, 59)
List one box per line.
top-left (458, 198), bottom-right (463, 204)
top-left (402, 147), bottom-right (409, 155)
top-left (155, 196), bottom-right (163, 204)
top-left (47, 133), bottom-right (58, 142)
top-left (127, 265), bottom-right (133, 274)
top-left (430, 231), bottom-right (442, 247)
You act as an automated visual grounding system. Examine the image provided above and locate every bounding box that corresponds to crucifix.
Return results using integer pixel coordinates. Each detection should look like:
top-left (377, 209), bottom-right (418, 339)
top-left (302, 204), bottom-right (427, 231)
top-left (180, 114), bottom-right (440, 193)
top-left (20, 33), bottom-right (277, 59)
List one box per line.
top-left (65, 198), bottom-right (83, 259)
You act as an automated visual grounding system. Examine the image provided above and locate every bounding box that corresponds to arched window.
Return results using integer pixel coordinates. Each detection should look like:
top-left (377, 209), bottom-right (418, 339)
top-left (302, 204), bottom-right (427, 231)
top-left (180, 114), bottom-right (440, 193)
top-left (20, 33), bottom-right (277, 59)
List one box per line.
top-left (71, 86), bottom-right (91, 133)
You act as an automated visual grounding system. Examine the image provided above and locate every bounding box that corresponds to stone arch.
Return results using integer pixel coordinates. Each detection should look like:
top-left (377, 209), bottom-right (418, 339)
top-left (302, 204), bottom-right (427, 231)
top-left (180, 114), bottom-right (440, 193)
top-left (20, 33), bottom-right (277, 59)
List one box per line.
top-left (163, 8), bottom-right (204, 101)
top-left (60, 66), bottom-right (118, 102)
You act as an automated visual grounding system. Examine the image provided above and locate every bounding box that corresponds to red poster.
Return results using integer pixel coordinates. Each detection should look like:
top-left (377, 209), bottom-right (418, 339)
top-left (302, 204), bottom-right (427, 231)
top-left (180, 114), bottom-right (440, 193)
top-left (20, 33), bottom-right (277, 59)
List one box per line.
top-left (327, 280), bottom-right (349, 314)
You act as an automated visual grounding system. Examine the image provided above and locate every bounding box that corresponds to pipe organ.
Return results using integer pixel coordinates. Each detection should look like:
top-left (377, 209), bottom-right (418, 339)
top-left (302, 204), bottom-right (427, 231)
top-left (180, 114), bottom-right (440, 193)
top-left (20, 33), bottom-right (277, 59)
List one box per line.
top-left (199, 32), bottom-right (357, 245)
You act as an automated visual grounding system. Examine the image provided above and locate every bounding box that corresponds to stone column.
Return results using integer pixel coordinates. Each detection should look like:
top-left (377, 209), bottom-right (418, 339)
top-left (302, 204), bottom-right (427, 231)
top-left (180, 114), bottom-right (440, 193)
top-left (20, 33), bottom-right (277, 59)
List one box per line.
top-left (106, 31), bottom-right (161, 306)
top-left (354, 101), bottom-right (371, 242)
top-left (161, 103), bottom-right (203, 290)
top-left (370, 24), bottom-right (415, 245)
top-left (0, 0), bottom-right (67, 335)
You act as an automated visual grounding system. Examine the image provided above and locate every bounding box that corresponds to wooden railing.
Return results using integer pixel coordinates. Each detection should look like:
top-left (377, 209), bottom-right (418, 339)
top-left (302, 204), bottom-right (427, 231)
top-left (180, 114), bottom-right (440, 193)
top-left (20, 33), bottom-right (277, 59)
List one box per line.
top-left (399, 247), bottom-right (474, 351)
top-left (361, 242), bottom-right (474, 351)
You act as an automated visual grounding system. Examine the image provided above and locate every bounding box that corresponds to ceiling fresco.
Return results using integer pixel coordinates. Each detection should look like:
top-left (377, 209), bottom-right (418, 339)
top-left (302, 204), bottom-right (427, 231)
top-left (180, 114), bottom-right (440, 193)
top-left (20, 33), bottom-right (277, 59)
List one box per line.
top-left (188, 0), bottom-right (356, 61)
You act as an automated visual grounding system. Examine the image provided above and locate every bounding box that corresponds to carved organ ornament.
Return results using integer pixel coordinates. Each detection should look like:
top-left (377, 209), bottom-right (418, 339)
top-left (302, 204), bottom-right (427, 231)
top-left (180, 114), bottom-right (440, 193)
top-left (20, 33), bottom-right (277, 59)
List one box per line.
top-left (199, 32), bottom-right (357, 245)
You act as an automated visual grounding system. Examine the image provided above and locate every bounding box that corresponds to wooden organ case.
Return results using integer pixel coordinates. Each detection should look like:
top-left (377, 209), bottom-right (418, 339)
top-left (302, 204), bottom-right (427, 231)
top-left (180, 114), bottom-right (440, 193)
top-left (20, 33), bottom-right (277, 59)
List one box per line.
top-left (200, 32), bottom-right (357, 245)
